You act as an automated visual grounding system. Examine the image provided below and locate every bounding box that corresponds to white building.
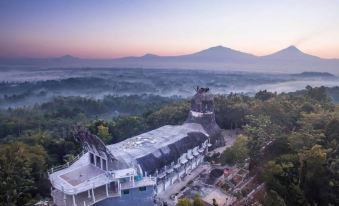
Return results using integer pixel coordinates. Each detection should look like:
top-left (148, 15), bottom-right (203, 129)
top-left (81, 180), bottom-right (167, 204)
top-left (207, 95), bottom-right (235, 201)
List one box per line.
top-left (48, 88), bottom-right (221, 206)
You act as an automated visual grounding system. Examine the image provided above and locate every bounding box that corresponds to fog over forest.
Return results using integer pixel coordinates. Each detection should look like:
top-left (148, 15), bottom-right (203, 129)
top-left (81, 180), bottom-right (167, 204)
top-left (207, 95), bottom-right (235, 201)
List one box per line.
top-left (0, 67), bottom-right (338, 108)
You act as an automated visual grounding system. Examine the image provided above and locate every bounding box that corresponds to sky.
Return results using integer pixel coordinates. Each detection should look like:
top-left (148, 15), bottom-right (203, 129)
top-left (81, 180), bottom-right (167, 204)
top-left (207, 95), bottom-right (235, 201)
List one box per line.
top-left (0, 0), bottom-right (338, 59)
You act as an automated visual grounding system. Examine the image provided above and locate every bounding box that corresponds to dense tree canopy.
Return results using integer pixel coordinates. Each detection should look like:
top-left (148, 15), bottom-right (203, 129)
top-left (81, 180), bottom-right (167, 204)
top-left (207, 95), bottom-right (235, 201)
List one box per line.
top-left (0, 86), bottom-right (338, 205)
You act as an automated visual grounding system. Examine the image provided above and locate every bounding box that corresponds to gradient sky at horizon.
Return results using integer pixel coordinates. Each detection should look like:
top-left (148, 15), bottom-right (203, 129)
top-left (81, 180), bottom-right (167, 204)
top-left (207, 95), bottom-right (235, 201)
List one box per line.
top-left (0, 0), bottom-right (339, 58)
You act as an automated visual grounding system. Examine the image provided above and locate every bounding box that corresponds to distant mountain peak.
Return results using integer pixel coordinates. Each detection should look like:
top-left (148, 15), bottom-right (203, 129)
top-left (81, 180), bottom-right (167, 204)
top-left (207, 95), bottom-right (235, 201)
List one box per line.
top-left (142, 53), bottom-right (158, 57)
top-left (283, 45), bottom-right (301, 52)
top-left (58, 54), bottom-right (78, 59)
top-left (264, 45), bottom-right (319, 60)
top-left (210, 45), bottom-right (227, 49)
top-left (204, 45), bottom-right (231, 51)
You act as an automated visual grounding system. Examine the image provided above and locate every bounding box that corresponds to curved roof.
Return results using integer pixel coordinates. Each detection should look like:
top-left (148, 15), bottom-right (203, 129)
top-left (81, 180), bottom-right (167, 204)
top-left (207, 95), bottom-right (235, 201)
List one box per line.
top-left (107, 123), bottom-right (209, 174)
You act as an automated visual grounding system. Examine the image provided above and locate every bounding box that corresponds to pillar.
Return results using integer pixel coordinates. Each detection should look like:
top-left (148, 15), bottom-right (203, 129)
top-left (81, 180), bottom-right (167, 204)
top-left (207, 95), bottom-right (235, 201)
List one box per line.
top-left (94, 154), bottom-right (97, 167)
top-left (72, 194), bottom-right (76, 206)
top-left (106, 183), bottom-right (109, 197)
top-left (62, 186), bottom-right (66, 200)
top-left (132, 175), bottom-right (135, 186)
top-left (117, 179), bottom-right (121, 195)
top-left (91, 185), bottom-right (96, 202)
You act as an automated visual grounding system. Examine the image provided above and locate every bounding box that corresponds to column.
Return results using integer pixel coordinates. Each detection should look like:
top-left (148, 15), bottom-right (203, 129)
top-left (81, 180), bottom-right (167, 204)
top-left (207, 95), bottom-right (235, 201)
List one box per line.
top-left (91, 184), bottom-right (96, 202)
top-left (94, 154), bottom-right (97, 167)
top-left (62, 186), bottom-right (66, 201)
top-left (130, 175), bottom-right (133, 187)
top-left (132, 175), bottom-right (135, 186)
top-left (106, 183), bottom-right (109, 197)
top-left (117, 179), bottom-right (121, 195)
top-left (72, 194), bottom-right (76, 206)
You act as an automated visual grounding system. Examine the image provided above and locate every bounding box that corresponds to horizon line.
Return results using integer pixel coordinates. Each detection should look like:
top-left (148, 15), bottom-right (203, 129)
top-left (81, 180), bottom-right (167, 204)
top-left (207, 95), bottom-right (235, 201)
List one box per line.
top-left (0, 44), bottom-right (338, 60)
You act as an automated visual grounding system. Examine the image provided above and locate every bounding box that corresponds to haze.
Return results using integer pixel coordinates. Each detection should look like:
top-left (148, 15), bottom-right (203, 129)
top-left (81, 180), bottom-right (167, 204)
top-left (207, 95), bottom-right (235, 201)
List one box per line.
top-left (1, 0), bottom-right (339, 59)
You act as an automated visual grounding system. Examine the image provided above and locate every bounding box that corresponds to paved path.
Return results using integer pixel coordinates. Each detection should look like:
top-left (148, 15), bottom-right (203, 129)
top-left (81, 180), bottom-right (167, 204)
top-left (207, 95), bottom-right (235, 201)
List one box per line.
top-left (157, 164), bottom-right (210, 206)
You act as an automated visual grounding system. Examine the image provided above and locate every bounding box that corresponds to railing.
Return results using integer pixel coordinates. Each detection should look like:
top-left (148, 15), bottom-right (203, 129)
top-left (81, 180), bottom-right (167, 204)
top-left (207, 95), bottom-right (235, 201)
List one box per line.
top-left (48, 150), bottom-right (85, 175)
top-left (120, 176), bottom-right (156, 190)
top-left (52, 172), bottom-right (109, 195)
top-left (52, 184), bottom-right (120, 206)
top-left (52, 169), bottom-right (156, 196)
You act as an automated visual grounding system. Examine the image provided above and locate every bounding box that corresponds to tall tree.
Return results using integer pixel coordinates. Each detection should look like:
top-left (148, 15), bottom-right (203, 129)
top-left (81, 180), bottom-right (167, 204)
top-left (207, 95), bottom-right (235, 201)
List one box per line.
top-left (0, 142), bottom-right (48, 205)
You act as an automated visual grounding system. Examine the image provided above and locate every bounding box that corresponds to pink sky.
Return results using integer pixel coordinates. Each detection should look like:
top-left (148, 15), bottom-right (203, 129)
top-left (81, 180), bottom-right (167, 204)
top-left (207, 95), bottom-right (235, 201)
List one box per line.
top-left (0, 0), bottom-right (338, 59)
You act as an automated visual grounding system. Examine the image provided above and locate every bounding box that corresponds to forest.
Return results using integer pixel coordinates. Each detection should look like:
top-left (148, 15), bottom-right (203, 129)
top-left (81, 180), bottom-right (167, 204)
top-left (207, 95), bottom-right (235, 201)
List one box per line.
top-left (0, 86), bottom-right (338, 205)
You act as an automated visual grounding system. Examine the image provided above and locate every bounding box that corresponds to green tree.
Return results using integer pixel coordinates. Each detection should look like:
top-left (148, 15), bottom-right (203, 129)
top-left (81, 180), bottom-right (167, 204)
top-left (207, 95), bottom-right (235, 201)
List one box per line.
top-left (108, 116), bottom-right (148, 143)
top-left (145, 101), bottom-right (190, 129)
top-left (255, 90), bottom-right (276, 101)
top-left (244, 114), bottom-right (278, 168)
top-left (264, 190), bottom-right (287, 206)
top-left (193, 194), bottom-right (204, 206)
top-left (300, 145), bottom-right (330, 205)
top-left (97, 125), bottom-right (110, 143)
top-left (325, 118), bottom-right (339, 142)
top-left (288, 128), bottom-right (325, 152)
top-left (0, 142), bottom-right (48, 206)
top-left (305, 86), bottom-right (330, 103)
top-left (262, 155), bottom-right (308, 206)
top-left (177, 198), bottom-right (192, 206)
top-left (220, 134), bottom-right (249, 165)
top-left (214, 94), bottom-right (250, 129)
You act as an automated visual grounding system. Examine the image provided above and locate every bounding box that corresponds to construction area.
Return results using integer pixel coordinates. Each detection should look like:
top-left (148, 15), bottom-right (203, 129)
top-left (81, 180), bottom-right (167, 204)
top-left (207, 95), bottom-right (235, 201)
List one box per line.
top-left (156, 129), bottom-right (265, 206)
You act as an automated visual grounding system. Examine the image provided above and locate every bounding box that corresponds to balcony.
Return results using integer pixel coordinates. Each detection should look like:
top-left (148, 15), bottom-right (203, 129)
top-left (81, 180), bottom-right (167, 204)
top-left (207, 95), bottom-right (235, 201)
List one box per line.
top-left (52, 184), bottom-right (120, 206)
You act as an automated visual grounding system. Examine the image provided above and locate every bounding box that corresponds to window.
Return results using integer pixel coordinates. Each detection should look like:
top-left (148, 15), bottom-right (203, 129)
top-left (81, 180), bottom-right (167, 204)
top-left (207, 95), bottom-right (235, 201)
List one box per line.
top-left (122, 189), bottom-right (130, 195)
top-left (96, 155), bottom-right (101, 168)
top-left (90, 153), bottom-right (95, 164)
top-left (138, 186), bottom-right (146, 192)
top-left (102, 159), bottom-right (107, 170)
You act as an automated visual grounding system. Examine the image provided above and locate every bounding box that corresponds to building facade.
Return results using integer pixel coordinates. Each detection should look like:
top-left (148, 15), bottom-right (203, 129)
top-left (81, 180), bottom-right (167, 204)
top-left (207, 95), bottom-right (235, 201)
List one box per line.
top-left (48, 88), bottom-right (221, 206)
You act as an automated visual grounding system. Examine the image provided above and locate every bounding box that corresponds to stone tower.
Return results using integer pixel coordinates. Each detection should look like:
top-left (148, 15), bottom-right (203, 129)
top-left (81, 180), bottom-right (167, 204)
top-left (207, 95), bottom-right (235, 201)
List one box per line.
top-left (186, 87), bottom-right (224, 147)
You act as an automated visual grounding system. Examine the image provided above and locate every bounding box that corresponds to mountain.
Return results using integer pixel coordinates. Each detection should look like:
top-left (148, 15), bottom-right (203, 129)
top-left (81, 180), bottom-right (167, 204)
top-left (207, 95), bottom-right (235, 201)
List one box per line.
top-left (256, 45), bottom-right (339, 73)
top-left (262, 45), bottom-right (321, 61)
top-left (186, 45), bottom-right (257, 61)
top-left (291, 72), bottom-right (337, 78)
top-left (1, 45), bottom-right (339, 74)
top-left (56, 54), bottom-right (79, 60)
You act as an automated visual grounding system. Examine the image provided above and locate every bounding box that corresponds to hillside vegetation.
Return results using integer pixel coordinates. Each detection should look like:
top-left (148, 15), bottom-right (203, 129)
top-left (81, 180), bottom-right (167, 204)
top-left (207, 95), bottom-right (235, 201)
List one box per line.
top-left (0, 86), bottom-right (338, 205)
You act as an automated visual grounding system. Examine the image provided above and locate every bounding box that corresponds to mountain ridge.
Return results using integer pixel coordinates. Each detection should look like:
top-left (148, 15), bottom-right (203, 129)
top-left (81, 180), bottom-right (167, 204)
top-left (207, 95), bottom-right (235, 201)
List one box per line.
top-left (0, 45), bottom-right (338, 74)
top-left (0, 45), bottom-right (337, 61)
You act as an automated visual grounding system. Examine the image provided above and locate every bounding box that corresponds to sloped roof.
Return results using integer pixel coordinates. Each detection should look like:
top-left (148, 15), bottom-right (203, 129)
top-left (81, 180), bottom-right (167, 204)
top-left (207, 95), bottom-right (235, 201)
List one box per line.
top-left (107, 123), bottom-right (209, 174)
